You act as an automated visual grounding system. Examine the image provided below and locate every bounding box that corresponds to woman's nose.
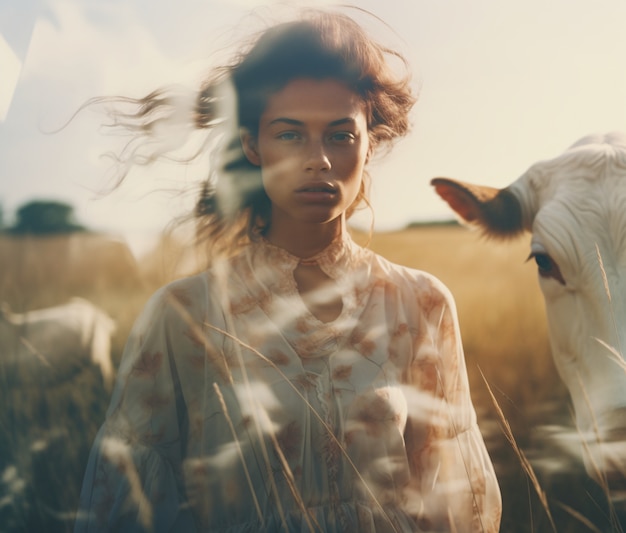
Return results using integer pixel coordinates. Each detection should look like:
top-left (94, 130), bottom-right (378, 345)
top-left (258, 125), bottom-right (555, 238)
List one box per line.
top-left (304, 141), bottom-right (331, 172)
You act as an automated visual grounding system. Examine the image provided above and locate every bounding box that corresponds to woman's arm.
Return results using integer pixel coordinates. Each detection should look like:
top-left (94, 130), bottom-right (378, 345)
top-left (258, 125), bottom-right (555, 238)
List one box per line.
top-left (74, 285), bottom-right (202, 533)
top-left (404, 276), bottom-right (502, 532)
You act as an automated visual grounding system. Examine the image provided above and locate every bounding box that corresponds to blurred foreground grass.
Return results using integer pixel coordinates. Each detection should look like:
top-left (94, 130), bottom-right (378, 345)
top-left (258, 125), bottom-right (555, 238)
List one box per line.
top-left (0, 227), bottom-right (617, 532)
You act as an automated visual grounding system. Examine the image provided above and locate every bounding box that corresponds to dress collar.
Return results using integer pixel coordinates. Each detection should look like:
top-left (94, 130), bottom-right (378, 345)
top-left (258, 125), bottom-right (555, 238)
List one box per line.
top-left (251, 230), bottom-right (364, 281)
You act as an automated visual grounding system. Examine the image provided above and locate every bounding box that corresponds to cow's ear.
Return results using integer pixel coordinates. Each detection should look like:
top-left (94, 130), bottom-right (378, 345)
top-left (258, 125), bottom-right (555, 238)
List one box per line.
top-left (431, 177), bottom-right (525, 238)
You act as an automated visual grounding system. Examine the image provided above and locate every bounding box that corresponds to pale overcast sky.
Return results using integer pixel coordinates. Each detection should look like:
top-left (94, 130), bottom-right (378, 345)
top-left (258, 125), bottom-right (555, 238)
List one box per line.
top-left (1, 0), bottom-right (625, 253)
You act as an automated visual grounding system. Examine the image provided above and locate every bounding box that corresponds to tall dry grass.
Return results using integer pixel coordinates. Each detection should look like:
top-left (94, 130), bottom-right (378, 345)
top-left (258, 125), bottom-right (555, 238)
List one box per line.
top-left (0, 233), bottom-right (155, 533)
top-left (0, 226), bottom-right (618, 532)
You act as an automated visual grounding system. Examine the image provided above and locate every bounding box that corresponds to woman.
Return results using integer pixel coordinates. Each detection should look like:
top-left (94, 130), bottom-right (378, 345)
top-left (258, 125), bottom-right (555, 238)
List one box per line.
top-left (75, 8), bottom-right (501, 532)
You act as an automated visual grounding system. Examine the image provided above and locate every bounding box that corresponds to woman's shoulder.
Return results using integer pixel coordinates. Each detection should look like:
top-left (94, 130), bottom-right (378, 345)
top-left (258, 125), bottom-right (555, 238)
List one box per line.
top-left (141, 271), bottom-right (214, 323)
top-left (155, 271), bottom-right (211, 300)
top-left (367, 249), bottom-right (456, 306)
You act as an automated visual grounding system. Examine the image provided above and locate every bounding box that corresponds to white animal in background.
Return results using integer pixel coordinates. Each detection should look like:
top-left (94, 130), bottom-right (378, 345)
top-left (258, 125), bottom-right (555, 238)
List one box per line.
top-left (431, 132), bottom-right (626, 497)
top-left (0, 298), bottom-right (117, 391)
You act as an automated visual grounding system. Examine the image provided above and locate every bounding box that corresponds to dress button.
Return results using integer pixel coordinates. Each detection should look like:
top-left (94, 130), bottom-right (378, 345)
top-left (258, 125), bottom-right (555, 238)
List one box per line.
top-left (318, 337), bottom-right (338, 352)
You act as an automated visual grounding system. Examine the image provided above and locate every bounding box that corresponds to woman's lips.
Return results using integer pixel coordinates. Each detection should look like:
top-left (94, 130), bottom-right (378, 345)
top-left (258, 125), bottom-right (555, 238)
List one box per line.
top-left (295, 182), bottom-right (337, 202)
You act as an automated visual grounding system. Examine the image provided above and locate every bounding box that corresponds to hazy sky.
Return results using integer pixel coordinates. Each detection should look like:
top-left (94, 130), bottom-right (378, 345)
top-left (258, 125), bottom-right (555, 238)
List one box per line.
top-left (1, 0), bottom-right (625, 253)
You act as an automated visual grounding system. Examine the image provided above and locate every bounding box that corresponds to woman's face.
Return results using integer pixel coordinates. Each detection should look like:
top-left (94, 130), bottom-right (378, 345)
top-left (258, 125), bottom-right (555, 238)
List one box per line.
top-left (242, 78), bottom-right (369, 233)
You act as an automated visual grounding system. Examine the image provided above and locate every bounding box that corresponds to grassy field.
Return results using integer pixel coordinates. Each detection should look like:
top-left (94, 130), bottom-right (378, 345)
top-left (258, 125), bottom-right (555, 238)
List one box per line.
top-left (0, 226), bottom-right (618, 532)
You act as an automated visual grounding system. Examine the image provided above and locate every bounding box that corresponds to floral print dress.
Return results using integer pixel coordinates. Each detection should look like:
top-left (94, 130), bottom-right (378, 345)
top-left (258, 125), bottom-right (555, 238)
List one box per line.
top-left (74, 234), bottom-right (501, 532)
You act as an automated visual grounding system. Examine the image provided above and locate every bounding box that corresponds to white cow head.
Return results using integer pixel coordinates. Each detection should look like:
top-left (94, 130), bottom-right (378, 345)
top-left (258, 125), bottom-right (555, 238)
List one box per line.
top-left (431, 132), bottom-right (626, 484)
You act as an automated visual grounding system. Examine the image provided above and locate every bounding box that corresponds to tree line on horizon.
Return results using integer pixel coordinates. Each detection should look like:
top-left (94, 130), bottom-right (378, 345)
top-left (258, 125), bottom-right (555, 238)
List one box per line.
top-left (1, 200), bottom-right (86, 235)
top-left (0, 198), bottom-right (458, 236)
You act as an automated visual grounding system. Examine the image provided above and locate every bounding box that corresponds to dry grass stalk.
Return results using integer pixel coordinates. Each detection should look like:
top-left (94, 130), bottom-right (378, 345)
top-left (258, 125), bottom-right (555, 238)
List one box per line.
top-left (211, 261), bottom-right (291, 529)
top-left (212, 383), bottom-right (264, 523)
top-left (593, 337), bottom-right (626, 373)
top-left (165, 291), bottom-right (232, 384)
top-left (575, 373), bottom-right (624, 533)
top-left (479, 368), bottom-right (557, 532)
top-left (556, 502), bottom-right (603, 533)
top-left (17, 337), bottom-right (52, 368)
top-left (434, 324), bottom-right (487, 533)
top-left (101, 437), bottom-right (153, 531)
top-left (257, 407), bottom-right (321, 532)
top-left (595, 244), bottom-right (612, 305)
top-left (595, 243), bottom-right (623, 358)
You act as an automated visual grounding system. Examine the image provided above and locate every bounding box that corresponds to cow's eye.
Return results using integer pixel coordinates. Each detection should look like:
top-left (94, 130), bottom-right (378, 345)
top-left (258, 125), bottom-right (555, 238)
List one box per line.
top-left (528, 252), bottom-right (566, 285)
top-left (534, 253), bottom-right (553, 273)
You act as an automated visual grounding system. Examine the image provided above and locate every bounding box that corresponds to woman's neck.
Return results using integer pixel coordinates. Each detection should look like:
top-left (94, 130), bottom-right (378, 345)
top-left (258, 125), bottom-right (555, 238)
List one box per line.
top-left (264, 218), bottom-right (345, 259)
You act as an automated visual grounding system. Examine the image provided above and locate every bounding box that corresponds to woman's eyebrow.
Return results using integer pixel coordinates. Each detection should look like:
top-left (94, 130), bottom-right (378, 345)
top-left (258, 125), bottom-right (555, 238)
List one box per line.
top-left (268, 117), bottom-right (357, 127)
top-left (268, 117), bottom-right (303, 126)
top-left (329, 117), bottom-right (357, 127)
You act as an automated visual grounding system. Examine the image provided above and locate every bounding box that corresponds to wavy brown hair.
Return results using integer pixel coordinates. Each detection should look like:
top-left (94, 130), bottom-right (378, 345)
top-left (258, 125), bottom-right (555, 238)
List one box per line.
top-left (90, 8), bottom-right (417, 258)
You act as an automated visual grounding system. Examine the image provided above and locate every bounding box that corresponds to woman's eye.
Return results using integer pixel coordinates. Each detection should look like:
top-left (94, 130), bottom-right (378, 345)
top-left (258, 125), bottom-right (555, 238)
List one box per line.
top-left (529, 252), bottom-right (566, 285)
top-left (330, 132), bottom-right (355, 143)
top-left (277, 131), bottom-right (300, 141)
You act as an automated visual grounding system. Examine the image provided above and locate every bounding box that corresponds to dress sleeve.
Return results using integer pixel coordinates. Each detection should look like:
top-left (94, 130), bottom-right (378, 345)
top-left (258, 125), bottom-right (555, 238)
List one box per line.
top-left (74, 286), bottom-right (200, 533)
top-left (404, 276), bottom-right (501, 532)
